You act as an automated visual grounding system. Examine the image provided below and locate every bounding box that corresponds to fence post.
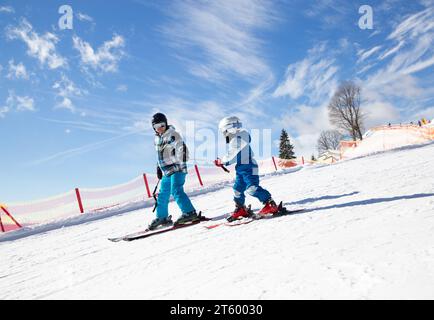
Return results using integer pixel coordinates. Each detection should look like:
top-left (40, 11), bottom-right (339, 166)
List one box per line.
top-left (143, 174), bottom-right (152, 198)
top-left (0, 211), bottom-right (4, 232)
top-left (272, 156), bottom-right (278, 171)
top-left (75, 188), bottom-right (84, 214)
top-left (1, 206), bottom-right (22, 228)
top-left (194, 164), bottom-right (204, 187)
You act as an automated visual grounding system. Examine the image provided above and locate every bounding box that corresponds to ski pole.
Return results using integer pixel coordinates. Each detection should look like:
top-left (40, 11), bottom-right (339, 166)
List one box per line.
top-left (220, 164), bottom-right (230, 173)
top-left (215, 157), bottom-right (230, 173)
top-left (213, 157), bottom-right (230, 173)
top-left (152, 179), bottom-right (160, 213)
top-left (192, 157), bottom-right (231, 173)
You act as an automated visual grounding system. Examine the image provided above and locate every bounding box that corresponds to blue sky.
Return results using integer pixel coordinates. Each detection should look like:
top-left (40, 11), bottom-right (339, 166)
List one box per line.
top-left (1, 0), bottom-right (433, 202)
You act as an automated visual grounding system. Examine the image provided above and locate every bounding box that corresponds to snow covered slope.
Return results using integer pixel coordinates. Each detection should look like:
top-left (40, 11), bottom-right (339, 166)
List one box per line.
top-left (343, 126), bottom-right (433, 159)
top-left (1, 143), bottom-right (434, 299)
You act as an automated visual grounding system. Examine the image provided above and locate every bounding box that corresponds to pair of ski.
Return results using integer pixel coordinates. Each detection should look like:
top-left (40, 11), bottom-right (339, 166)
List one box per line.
top-left (108, 212), bottom-right (211, 242)
top-left (204, 202), bottom-right (304, 230)
top-left (108, 203), bottom-right (305, 242)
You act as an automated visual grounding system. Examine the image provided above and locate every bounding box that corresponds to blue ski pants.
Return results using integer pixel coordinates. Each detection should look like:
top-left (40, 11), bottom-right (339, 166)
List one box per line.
top-left (156, 172), bottom-right (195, 219)
top-left (233, 165), bottom-right (271, 206)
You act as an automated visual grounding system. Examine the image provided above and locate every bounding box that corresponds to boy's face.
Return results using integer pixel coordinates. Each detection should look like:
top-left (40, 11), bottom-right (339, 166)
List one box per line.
top-left (156, 126), bottom-right (166, 135)
top-left (154, 123), bottom-right (167, 135)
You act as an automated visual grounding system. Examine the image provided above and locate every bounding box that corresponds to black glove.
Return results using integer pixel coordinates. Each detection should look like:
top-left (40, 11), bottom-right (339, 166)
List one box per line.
top-left (156, 166), bottom-right (163, 180)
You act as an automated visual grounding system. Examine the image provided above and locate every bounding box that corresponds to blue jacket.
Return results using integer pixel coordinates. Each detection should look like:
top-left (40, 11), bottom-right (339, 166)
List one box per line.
top-left (221, 129), bottom-right (258, 173)
top-left (155, 125), bottom-right (189, 176)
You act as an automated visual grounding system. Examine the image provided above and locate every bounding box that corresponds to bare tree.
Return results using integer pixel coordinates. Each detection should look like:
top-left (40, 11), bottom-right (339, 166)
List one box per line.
top-left (328, 81), bottom-right (365, 141)
top-left (317, 130), bottom-right (343, 155)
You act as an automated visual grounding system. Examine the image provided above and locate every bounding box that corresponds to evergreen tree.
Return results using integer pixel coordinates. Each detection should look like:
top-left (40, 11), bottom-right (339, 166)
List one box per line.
top-left (279, 129), bottom-right (296, 159)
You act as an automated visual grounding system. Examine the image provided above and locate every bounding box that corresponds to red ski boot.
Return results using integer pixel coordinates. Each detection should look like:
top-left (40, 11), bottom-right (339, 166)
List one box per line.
top-left (227, 203), bottom-right (252, 222)
top-left (258, 199), bottom-right (279, 216)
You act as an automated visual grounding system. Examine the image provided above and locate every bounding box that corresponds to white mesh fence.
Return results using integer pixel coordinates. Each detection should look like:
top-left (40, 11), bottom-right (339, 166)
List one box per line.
top-left (81, 175), bottom-right (155, 213)
top-left (1, 158), bottom-right (301, 233)
top-left (4, 190), bottom-right (78, 228)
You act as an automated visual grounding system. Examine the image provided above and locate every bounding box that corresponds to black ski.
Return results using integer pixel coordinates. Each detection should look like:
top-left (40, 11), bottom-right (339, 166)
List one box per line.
top-left (108, 212), bottom-right (210, 242)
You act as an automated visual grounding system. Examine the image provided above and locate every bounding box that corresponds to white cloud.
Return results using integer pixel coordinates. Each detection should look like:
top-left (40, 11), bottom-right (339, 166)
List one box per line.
top-left (284, 104), bottom-right (331, 136)
top-left (160, 0), bottom-right (277, 83)
top-left (15, 95), bottom-right (35, 111)
top-left (338, 38), bottom-right (350, 50)
top-left (275, 103), bottom-right (332, 157)
top-left (372, 7), bottom-right (434, 76)
top-left (273, 44), bottom-right (339, 104)
top-left (243, 79), bottom-right (273, 106)
top-left (273, 59), bottom-right (309, 99)
top-left (73, 34), bottom-right (125, 73)
top-left (28, 131), bottom-right (137, 166)
top-left (363, 71), bottom-right (423, 103)
top-left (362, 101), bottom-right (401, 128)
top-left (52, 75), bottom-right (86, 112)
top-left (304, 0), bottom-right (348, 17)
top-left (7, 60), bottom-right (29, 80)
top-left (413, 106), bottom-right (434, 120)
top-left (400, 55), bottom-right (434, 75)
top-left (387, 7), bottom-right (434, 42)
top-left (303, 0), bottom-right (350, 29)
top-left (420, 0), bottom-right (434, 7)
top-left (273, 6), bottom-right (433, 156)
top-left (116, 84), bottom-right (128, 92)
top-left (355, 7), bottom-right (434, 77)
top-left (0, 106), bottom-right (9, 118)
top-left (134, 97), bottom-right (226, 128)
top-left (76, 12), bottom-right (94, 23)
top-left (386, 36), bottom-right (433, 75)
top-left (187, 64), bottom-right (226, 83)
top-left (379, 41), bottom-right (405, 60)
top-left (356, 6), bottom-right (434, 123)
top-left (6, 19), bottom-right (66, 69)
top-left (368, 29), bottom-right (382, 38)
top-left (356, 62), bottom-right (376, 75)
top-left (1, 91), bottom-right (35, 117)
top-left (39, 117), bottom-right (120, 134)
top-left (57, 97), bottom-right (74, 112)
top-left (357, 46), bottom-right (382, 63)
top-left (0, 6), bottom-right (14, 13)
top-left (272, 43), bottom-right (343, 156)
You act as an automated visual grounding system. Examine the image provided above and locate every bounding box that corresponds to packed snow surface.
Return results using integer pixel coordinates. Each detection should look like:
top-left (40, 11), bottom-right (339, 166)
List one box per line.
top-left (1, 142), bottom-right (434, 299)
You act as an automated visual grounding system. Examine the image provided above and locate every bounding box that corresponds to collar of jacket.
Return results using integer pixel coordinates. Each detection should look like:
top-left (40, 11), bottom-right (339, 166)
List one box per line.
top-left (156, 125), bottom-right (176, 137)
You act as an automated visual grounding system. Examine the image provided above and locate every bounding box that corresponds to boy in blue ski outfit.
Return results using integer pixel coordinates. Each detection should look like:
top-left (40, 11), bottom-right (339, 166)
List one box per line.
top-left (214, 116), bottom-right (279, 221)
top-left (149, 113), bottom-right (198, 230)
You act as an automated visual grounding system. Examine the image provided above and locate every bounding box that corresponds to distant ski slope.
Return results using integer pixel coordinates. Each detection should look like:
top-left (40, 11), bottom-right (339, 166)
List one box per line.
top-left (343, 125), bottom-right (433, 158)
top-left (1, 142), bottom-right (433, 299)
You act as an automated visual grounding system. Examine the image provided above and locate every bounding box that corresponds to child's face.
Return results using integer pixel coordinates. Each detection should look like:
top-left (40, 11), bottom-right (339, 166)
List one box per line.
top-left (154, 123), bottom-right (167, 135)
top-left (156, 126), bottom-right (166, 135)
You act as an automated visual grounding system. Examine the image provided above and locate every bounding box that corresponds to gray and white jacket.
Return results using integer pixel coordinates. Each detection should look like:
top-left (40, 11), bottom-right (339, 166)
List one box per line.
top-left (155, 125), bottom-right (189, 176)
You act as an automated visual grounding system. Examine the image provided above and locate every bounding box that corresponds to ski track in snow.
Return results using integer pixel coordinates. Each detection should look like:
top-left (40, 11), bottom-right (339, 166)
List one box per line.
top-left (1, 144), bottom-right (434, 299)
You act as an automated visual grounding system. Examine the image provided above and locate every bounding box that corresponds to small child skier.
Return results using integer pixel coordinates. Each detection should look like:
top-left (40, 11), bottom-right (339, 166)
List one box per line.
top-left (148, 113), bottom-right (199, 230)
top-left (214, 116), bottom-right (280, 221)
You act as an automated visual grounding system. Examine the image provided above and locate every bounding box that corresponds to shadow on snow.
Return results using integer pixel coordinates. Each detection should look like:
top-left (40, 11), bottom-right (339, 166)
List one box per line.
top-left (284, 193), bottom-right (434, 215)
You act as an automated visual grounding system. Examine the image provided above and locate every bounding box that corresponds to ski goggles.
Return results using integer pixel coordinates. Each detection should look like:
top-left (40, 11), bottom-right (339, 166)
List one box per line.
top-left (153, 122), bottom-right (166, 130)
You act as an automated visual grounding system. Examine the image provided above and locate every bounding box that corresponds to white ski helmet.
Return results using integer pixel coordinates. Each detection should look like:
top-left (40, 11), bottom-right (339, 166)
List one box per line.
top-left (219, 116), bottom-right (242, 136)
